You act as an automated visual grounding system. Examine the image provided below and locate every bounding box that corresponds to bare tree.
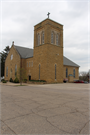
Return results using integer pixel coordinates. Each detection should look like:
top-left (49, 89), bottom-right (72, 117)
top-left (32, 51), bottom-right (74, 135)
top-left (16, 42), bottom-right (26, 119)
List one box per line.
top-left (17, 67), bottom-right (27, 85)
top-left (79, 70), bottom-right (90, 82)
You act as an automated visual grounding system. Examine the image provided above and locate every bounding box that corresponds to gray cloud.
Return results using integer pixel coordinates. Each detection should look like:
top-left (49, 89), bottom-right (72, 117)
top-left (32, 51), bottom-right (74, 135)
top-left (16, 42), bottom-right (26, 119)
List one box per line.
top-left (0, 0), bottom-right (89, 72)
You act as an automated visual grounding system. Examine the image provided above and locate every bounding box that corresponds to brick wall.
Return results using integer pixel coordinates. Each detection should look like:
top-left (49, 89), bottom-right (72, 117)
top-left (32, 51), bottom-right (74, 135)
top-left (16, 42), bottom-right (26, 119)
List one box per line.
top-left (26, 57), bottom-right (33, 80)
top-left (33, 18), bottom-right (63, 83)
top-left (63, 65), bottom-right (79, 82)
top-left (5, 45), bottom-right (20, 81)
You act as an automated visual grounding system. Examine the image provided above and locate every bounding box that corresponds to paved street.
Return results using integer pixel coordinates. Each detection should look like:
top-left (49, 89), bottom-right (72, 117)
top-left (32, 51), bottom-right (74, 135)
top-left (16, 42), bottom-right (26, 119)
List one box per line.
top-left (0, 83), bottom-right (90, 134)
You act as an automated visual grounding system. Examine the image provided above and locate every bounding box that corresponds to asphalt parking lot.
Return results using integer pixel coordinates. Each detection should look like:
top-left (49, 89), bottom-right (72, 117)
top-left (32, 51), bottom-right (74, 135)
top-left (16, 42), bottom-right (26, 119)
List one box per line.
top-left (0, 83), bottom-right (90, 134)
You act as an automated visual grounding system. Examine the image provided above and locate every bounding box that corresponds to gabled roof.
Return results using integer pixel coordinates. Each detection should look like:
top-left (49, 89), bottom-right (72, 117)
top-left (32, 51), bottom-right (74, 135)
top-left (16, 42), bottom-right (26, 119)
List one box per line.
top-left (14, 45), bottom-right (33, 58)
top-left (34, 18), bottom-right (63, 27)
top-left (63, 56), bottom-right (79, 67)
top-left (14, 45), bottom-right (79, 67)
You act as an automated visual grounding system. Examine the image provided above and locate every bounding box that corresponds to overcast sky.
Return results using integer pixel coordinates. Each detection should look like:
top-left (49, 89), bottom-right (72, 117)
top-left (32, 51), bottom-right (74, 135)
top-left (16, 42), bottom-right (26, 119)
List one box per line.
top-left (0, 0), bottom-right (90, 72)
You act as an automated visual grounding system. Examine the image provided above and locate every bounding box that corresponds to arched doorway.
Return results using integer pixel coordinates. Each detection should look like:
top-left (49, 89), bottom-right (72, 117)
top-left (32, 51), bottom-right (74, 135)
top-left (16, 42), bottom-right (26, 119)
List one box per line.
top-left (29, 75), bottom-right (31, 81)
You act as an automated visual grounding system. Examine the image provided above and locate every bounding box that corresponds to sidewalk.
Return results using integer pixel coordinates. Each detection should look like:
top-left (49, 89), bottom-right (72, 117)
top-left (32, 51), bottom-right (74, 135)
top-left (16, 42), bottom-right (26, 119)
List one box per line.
top-left (0, 82), bottom-right (31, 86)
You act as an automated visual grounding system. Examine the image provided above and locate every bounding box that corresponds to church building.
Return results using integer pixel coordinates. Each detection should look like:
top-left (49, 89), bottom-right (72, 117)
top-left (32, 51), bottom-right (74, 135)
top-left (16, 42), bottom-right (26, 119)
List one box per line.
top-left (5, 16), bottom-right (79, 83)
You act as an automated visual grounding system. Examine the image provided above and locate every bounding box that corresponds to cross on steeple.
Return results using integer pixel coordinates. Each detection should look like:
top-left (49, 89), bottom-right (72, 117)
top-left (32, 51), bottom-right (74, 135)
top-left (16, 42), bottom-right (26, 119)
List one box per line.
top-left (47, 12), bottom-right (50, 19)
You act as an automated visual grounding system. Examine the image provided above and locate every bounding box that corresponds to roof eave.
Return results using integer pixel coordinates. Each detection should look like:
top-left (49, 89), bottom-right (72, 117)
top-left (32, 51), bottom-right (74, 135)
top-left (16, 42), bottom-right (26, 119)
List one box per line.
top-left (64, 64), bottom-right (80, 67)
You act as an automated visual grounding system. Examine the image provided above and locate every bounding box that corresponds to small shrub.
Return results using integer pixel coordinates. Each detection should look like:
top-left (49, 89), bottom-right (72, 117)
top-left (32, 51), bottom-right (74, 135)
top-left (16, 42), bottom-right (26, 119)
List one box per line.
top-left (14, 78), bottom-right (19, 83)
top-left (2, 80), bottom-right (7, 83)
top-left (39, 80), bottom-right (46, 82)
top-left (10, 78), bottom-right (13, 82)
top-left (23, 79), bottom-right (27, 83)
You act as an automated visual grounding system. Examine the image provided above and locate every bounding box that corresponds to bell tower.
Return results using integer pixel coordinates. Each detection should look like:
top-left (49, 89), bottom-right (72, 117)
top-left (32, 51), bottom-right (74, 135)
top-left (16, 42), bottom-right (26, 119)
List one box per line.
top-left (32, 17), bottom-right (63, 83)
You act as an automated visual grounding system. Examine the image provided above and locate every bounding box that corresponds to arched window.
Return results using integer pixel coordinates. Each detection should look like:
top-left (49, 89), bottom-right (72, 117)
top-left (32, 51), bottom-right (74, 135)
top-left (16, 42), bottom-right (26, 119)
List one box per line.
top-left (39, 64), bottom-right (40, 80)
top-left (73, 69), bottom-right (75, 78)
top-left (15, 65), bottom-right (17, 77)
top-left (42, 31), bottom-right (44, 44)
top-left (59, 34), bottom-right (60, 45)
top-left (10, 69), bottom-right (12, 78)
top-left (37, 33), bottom-right (40, 46)
top-left (32, 61), bottom-right (33, 67)
top-left (10, 54), bottom-right (13, 60)
top-left (51, 32), bottom-right (54, 44)
top-left (66, 68), bottom-right (68, 78)
top-left (56, 34), bottom-right (59, 45)
top-left (55, 64), bottom-right (56, 80)
top-left (6, 67), bottom-right (8, 77)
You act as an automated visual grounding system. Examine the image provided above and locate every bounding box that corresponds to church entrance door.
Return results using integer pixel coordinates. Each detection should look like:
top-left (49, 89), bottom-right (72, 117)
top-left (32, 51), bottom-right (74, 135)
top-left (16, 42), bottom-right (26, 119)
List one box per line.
top-left (29, 75), bottom-right (31, 80)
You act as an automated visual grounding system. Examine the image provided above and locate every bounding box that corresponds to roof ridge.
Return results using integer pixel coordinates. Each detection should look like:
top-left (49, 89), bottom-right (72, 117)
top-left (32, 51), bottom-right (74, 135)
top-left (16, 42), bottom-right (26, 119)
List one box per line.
top-left (14, 45), bottom-right (33, 50)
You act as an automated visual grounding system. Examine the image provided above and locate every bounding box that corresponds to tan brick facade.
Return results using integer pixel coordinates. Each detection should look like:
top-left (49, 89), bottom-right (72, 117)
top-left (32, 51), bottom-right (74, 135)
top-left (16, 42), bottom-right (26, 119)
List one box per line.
top-left (5, 45), bottom-right (20, 81)
top-left (26, 57), bottom-right (33, 80)
top-left (32, 19), bottom-right (63, 83)
top-left (63, 65), bottom-right (79, 82)
top-left (5, 18), bottom-right (79, 83)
